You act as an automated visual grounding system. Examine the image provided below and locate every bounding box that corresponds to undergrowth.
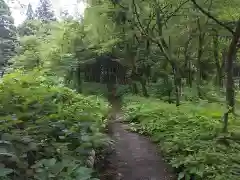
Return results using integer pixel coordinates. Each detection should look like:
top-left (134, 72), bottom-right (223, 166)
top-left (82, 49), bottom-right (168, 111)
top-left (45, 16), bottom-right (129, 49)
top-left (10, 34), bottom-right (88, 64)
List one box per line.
top-left (123, 95), bottom-right (240, 180)
top-left (0, 70), bottom-right (110, 180)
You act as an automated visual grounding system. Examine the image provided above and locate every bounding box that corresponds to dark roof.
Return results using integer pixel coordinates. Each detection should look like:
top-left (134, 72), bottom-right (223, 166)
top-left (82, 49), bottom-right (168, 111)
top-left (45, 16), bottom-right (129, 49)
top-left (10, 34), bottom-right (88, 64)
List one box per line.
top-left (80, 56), bottom-right (129, 67)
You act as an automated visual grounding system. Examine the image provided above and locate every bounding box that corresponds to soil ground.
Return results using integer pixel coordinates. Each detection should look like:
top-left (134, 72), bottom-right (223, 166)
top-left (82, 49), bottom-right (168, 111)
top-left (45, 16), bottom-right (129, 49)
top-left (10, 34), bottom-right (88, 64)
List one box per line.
top-left (100, 98), bottom-right (176, 180)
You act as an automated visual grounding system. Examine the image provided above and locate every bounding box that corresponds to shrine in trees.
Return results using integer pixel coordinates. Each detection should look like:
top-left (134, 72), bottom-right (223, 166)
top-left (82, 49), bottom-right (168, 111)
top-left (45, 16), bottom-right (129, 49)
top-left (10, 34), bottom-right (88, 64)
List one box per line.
top-left (83, 54), bottom-right (128, 85)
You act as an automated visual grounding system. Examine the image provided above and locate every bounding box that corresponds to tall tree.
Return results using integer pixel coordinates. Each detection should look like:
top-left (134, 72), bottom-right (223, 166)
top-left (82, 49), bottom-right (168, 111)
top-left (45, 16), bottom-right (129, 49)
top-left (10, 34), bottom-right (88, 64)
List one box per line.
top-left (17, 3), bottom-right (38, 36)
top-left (35, 0), bottom-right (56, 22)
top-left (60, 9), bottom-right (73, 20)
top-left (26, 3), bottom-right (34, 20)
top-left (0, 0), bottom-right (17, 74)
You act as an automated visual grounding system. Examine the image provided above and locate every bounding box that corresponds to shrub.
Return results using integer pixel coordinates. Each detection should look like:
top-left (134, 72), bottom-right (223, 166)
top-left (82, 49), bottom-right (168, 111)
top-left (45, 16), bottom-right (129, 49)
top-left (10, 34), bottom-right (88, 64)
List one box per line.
top-left (123, 95), bottom-right (240, 180)
top-left (82, 82), bottom-right (108, 96)
top-left (148, 78), bottom-right (174, 101)
top-left (0, 70), bottom-right (109, 180)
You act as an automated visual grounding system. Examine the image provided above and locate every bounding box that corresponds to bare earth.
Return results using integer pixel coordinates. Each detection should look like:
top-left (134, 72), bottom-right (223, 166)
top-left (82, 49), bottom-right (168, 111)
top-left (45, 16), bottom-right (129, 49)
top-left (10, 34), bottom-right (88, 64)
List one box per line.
top-left (101, 102), bottom-right (176, 180)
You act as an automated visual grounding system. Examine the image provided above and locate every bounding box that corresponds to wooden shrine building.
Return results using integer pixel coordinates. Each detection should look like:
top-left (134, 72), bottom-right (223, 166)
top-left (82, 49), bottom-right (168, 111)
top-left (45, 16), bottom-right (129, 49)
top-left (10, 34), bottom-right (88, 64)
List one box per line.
top-left (83, 54), bottom-right (128, 85)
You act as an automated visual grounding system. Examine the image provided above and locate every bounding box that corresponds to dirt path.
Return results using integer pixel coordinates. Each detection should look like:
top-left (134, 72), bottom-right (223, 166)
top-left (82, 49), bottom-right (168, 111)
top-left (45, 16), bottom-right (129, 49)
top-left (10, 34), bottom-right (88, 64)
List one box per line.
top-left (101, 100), bottom-right (176, 180)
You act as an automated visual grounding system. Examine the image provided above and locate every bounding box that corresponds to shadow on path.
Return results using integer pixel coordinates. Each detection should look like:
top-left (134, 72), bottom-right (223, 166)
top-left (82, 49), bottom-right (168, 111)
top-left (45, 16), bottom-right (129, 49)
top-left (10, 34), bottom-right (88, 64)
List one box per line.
top-left (100, 98), bottom-right (176, 180)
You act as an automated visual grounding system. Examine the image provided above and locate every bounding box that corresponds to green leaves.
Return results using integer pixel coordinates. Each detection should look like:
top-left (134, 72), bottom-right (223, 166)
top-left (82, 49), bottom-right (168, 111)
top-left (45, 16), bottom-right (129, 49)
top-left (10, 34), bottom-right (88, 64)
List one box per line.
top-left (0, 168), bottom-right (13, 177)
top-left (0, 0), bottom-right (17, 71)
top-left (0, 70), bottom-right (109, 179)
top-left (123, 95), bottom-right (240, 180)
top-left (177, 172), bottom-right (185, 180)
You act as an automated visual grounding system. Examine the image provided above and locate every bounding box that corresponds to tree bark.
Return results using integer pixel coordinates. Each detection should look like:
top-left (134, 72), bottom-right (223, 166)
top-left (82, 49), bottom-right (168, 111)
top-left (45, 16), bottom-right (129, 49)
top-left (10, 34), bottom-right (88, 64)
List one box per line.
top-left (196, 19), bottom-right (205, 98)
top-left (76, 64), bottom-right (82, 93)
top-left (132, 82), bottom-right (139, 94)
top-left (188, 60), bottom-right (193, 87)
top-left (140, 76), bottom-right (148, 97)
top-left (213, 29), bottom-right (223, 87)
top-left (184, 35), bottom-right (193, 87)
top-left (223, 20), bottom-right (240, 133)
top-left (171, 62), bottom-right (180, 106)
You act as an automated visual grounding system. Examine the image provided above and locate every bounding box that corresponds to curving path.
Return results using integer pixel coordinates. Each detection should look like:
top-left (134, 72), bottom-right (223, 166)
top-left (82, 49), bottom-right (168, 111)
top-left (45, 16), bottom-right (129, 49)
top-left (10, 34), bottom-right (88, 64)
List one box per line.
top-left (101, 100), bottom-right (176, 180)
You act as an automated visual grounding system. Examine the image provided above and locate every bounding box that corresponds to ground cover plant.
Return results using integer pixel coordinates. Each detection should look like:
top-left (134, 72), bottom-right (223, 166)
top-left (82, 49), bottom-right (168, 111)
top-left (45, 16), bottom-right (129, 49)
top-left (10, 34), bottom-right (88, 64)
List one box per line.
top-left (1, 0), bottom-right (240, 179)
top-left (0, 70), bottom-right (109, 180)
top-left (123, 95), bottom-right (240, 180)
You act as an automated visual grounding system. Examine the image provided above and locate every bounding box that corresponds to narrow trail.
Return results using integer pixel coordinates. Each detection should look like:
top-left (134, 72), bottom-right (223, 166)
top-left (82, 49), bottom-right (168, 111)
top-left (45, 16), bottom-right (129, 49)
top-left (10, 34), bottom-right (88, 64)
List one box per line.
top-left (101, 99), bottom-right (176, 180)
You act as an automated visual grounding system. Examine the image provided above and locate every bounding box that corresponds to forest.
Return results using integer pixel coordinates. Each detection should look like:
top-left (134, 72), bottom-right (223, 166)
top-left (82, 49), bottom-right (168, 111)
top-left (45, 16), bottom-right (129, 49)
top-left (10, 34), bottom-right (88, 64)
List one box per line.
top-left (0, 0), bottom-right (240, 179)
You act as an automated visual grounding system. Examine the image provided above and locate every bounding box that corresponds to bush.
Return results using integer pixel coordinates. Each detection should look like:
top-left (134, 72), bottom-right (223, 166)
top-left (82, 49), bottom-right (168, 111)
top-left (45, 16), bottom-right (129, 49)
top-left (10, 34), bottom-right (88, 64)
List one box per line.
top-left (116, 85), bottom-right (131, 97)
top-left (123, 95), bottom-right (240, 180)
top-left (147, 80), bottom-right (225, 104)
top-left (0, 70), bottom-right (109, 180)
top-left (82, 82), bottom-right (108, 96)
top-left (148, 78), bottom-right (174, 100)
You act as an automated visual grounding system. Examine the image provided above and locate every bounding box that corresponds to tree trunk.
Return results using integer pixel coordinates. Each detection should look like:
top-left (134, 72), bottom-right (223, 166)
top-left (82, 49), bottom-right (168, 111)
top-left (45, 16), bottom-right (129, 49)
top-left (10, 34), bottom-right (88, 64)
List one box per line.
top-left (163, 76), bottom-right (172, 103)
top-left (75, 64), bottom-right (82, 93)
top-left (132, 82), bottom-right (139, 94)
top-left (213, 29), bottom-right (223, 87)
top-left (223, 20), bottom-right (240, 133)
top-left (171, 63), bottom-right (180, 106)
top-left (140, 76), bottom-right (148, 97)
top-left (221, 49), bottom-right (227, 86)
top-left (188, 60), bottom-right (193, 87)
top-left (196, 40), bottom-right (203, 98)
top-left (196, 19), bottom-right (205, 98)
top-left (184, 34), bottom-right (193, 87)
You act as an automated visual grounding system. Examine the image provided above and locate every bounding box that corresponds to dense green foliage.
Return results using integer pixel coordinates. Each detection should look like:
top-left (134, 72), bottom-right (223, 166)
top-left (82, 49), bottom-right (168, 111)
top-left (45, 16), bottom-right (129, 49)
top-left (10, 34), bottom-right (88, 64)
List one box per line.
top-left (1, 1), bottom-right (113, 179)
top-left (0, 0), bottom-right (17, 72)
top-left (0, 70), bottom-right (109, 179)
top-left (1, 0), bottom-right (240, 179)
top-left (123, 95), bottom-right (240, 180)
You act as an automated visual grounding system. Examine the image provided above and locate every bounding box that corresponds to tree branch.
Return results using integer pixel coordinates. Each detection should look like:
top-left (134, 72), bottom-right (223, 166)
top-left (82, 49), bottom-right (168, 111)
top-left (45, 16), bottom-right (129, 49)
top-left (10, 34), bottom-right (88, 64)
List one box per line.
top-left (164, 0), bottom-right (189, 23)
top-left (131, 0), bottom-right (174, 62)
top-left (191, 0), bottom-right (234, 34)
